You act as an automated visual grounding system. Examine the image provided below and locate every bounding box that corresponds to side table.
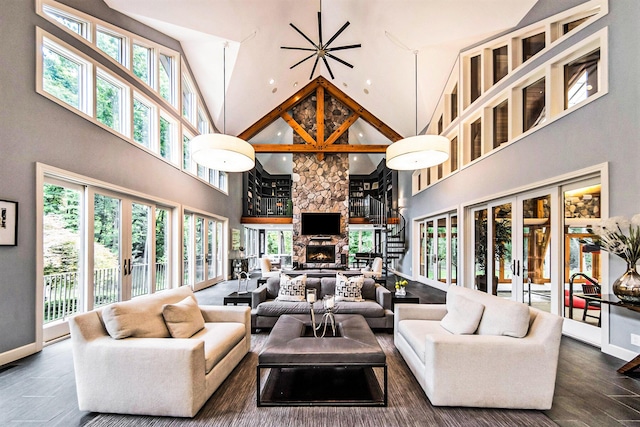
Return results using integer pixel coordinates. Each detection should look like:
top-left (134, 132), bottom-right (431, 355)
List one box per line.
top-left (392, 291), bottom-right (420, 308)
top-left (223, 292), bottom-right (252, 306)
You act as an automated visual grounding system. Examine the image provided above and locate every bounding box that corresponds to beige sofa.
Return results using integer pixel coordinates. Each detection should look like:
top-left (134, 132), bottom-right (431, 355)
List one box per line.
top-left (69, 286), bottom-right (250, 417)
top-left (394, 285), bottom-right (563, 410)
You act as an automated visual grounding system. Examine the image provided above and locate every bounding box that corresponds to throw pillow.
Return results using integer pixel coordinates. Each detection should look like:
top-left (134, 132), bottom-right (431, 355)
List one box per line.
top-left (277, 274), bottom-right (307, 301)
top-left (335, 273), bottom-right (365, 302)
top-left (162, 296), bottom-right (206, 338)
top-left (440, 293), bottom-right (485, 335)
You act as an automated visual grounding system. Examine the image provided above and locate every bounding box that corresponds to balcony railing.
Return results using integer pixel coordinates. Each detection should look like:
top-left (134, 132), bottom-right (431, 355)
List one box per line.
top-left (43, 262), bottom-right (169, 323)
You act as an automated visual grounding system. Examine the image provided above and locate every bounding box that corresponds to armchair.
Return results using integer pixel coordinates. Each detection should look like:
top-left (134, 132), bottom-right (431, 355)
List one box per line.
top-left (260, 256), bottom-right (280, 279)
top-left (361, 256), bottom-right (383, 279)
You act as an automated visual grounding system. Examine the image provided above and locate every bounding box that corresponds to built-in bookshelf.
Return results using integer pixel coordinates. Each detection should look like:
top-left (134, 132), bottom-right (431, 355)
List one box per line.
top-left (349, 160), bottom-right (397, 217)
top-left (243, 160), bottom-right (292, 217)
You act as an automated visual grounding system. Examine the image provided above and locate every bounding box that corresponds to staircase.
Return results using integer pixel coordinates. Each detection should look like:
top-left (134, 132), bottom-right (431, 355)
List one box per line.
top-left (364, 195), bottom-right (407, 277)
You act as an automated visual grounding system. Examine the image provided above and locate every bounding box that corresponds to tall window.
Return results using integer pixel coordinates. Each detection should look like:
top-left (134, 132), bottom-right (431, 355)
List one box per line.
top-left (470, 118), bottom-right (482, 162)
top-left (523, 77), bottom-right (546, 132)
top-left (42, 41), bottom-right (88, 112)
top-left (155, 207), bottom-right (169, 291)
top-left (563, 16), bottom-right (592, 35)
top-left (96, 72), bottom-right (127, 135)
top-left (450, 137), bottom-right (458, 172)
top-left (182, 76), bottom-right (196, 124)
top-left (96, 27), bottom-right (125, 64)
top-left (132, 43), bottom-right (152, 85)
top-left (493, 99), bottom-right (509, 148)
top-left (493, 45), bottom-right (508, 84)
top-left (450, 84), bottom-right (458, 121)
top-left (470, 55), bottom-right (481, 103)
top-left (133, 96), bottom-right (153, 148)
top-left (565, 49), bottom-right (600, 109)
top-left (159, 53), bottom-right (174, 105)
top-left (437, 115), bottom-right (443, 134)
top-left (159, 114), bottom-right (176, 163)
top-left (522, 32), bottom-right (545, 63)
top-left (42, 5), bottom-right (89, 38)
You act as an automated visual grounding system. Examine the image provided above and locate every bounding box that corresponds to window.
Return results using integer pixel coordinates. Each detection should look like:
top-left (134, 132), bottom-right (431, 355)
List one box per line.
top-left (96, 71), bottom-right (127, 135)
top-left (450, 84), bottom-right (458, 121)
top-left (470, 118), bottom-right (482, 162)
top-left (183, 133), bottom-right (193, 172)
top-left (133, 95), bottom-right (153, 148)
top-left (133, 43), bottom-right (152, 85)
top-left (155, 207), bottom-right (169, 291)
top-left (450, 137), bottom-right (458, 172)
top-left (565, 49), bottom-right (600, 109)
top-left (470, 55), bottom-right (481, 103)
top-left (159, 113), bottom-right (177, 163)
top-left (523, 77), bottom-right (546, 132)
top-left (493, 46), bottom-right (508, 84)
top-left (437, 163), bottom-right (443, 180)
top-left (563, 16), bottom-right (592, 35)
top-left (42, 4), bottom-right (89, 39)
top-left (41, 41), bottom-right (88, 112)
top-left (197, 106), bottom-right (209, 134)
top-left (96, 27), bottom-right (126, 65)
top-left (522, 32), bottom-right (545, 63)
top-left (437, 115), bottom-right (443, 134)
top-left (182, 76), bottom-right (196, 124)
top-left (493, 99), bottom-right (509, 148)
top-left (159, 53), bottom-right (175, 105)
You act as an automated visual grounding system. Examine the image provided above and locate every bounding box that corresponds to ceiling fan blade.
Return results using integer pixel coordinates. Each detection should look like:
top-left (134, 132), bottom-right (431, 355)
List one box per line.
top-left (309, 55), bottom-right (320, 80)
top-left (289, 53), bottom-right (317, 70)
top-left (289, 23), bottom-right (318, 49)
top-left (317, 11), bottom-right (323, 46)
top-left (324, 21), bottom-right (350, 48)
top-left (327, 44), bottom-right (361, 52)
top-left (326, 53), bottom-right (354, 69)
top-left (322, 56), bottom-right (335, 79)
top-left (281, 46), bottom-right (317, 52)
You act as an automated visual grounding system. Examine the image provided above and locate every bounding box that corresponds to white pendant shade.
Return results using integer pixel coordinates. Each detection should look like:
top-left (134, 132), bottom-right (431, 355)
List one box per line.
top-left (386, 135), bottom-right (450, 170)
top-left (190, 133), bottom-right (255, 172)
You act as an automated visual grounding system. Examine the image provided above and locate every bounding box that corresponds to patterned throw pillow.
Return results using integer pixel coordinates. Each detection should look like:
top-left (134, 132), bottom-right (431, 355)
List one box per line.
top-left (335, 273), bottom-right (365, 302)
top-left (277, 274), bottom-right (307, 301)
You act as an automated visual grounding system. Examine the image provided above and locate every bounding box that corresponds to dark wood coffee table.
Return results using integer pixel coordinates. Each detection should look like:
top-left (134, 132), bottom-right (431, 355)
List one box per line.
top-left (223, 291), bottom-right (251, 306)
top-left (257, 314), bottom-right (387, 407)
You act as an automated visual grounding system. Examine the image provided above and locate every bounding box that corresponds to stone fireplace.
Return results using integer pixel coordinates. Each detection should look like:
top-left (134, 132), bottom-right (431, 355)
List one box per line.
top-left (306, 245), bottom-right (336, 263)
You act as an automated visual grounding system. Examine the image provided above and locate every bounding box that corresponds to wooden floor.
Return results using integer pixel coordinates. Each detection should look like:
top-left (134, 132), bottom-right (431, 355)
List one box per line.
top-left (1, 275), bottom-right (639, 426)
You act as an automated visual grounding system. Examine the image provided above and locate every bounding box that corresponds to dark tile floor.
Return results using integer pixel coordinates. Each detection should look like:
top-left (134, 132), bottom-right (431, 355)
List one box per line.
top-left (1, 274), bottom-right (638, 426)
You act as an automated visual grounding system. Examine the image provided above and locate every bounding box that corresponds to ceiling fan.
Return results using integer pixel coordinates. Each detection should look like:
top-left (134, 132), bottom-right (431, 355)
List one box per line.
top-left (281, 9), bottom-right (361, 80)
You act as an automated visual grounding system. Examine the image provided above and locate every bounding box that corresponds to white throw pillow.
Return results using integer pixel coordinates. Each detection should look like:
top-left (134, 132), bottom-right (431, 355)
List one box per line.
top-left (162, 296), bottom-right (206, 338)
top-left (440, 293), bottom-right (485, 335)
top-left (335, 273), bottom-right (365, 302)
top-left (277, 274), bottom-right (307, 301)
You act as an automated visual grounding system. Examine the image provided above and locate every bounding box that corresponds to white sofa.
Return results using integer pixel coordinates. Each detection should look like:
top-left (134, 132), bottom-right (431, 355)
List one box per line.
top-left (394, 285), bottom-right (563, 410)
top-left (69, 286), bottom-right (251, 417)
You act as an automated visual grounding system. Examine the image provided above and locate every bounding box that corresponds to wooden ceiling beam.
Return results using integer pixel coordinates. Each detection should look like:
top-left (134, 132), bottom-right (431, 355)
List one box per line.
top-left (280, 111), bottom-right (316, 146)
top-left (252, 144), bottom-right (388, 153)
top-left (324, 112), bottom-right (359, 147)
top-left (316, 86), bottom-right (325, 146)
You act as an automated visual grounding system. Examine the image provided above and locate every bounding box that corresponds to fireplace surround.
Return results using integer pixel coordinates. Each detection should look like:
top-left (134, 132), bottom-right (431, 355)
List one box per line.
top-left (306, 245), bottom-right (335, 263)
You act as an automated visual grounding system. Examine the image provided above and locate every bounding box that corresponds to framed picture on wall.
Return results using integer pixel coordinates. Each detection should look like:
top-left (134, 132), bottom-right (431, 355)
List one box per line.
top-left (363, 182), bottom-right (370, 190)
top-left (0, 199), bottom-right (18, 246)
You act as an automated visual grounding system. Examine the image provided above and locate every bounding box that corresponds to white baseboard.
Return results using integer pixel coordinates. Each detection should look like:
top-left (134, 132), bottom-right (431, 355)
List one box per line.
top-left (601, 342), bottom-right (638, 363)
top-left (0, 342), bottom-right (39, 367)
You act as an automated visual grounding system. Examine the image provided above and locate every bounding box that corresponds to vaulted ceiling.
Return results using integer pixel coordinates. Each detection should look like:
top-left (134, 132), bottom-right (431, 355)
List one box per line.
top-left (105, 0), bottom-right (539, 173)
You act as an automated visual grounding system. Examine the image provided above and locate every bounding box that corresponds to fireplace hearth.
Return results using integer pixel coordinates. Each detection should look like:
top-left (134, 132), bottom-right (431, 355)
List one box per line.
top-left (306, 245), bottom-right (335, 263)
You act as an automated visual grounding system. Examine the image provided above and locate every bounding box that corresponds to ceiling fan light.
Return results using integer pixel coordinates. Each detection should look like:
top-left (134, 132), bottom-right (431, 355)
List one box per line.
top-left (386, 135), bottom-right (449, 170)
top-left (191, 133), bottom-right (255, 172)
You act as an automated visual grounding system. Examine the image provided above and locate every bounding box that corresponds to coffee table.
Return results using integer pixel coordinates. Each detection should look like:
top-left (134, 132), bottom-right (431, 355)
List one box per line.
top-left (257, 314), bottom-right (387, 407)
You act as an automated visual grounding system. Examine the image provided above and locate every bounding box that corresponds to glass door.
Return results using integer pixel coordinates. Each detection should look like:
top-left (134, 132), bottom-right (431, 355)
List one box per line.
top-left (130, 202), bottom-right (152, 298)
top-left (184, 213), bottom-right (225, 290)
top-left (490, 201), bottom-right (514, 298)
top-left (93, 193), bottom-right (122, 308)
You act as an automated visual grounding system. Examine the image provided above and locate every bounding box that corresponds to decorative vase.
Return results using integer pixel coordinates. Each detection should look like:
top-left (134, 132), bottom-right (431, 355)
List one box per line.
top-left (396, 287), bottom-right (406, 296)
top-left (612, 262), bottom-right (640, 303)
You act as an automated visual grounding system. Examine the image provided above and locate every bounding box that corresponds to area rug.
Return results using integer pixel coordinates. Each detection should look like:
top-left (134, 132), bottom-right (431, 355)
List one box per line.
top-left (85, 333), bottom-right (556, 427)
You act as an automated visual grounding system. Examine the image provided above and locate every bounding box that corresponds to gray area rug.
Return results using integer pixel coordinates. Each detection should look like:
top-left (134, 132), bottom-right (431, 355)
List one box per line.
top-left (86, 333), bottom-right (556, 427)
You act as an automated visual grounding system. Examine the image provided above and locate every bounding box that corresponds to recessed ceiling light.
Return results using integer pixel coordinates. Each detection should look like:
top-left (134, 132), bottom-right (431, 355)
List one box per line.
top-left (293, 81), bottom-right (298, 87)
top-left (366, 79), bottom-right (372, 85)
top-left (353, 156), bottom-right (358, 161)
top-left (282, 156), bottom-right (286, 161)
top-left (343, 82), bottom-right (348, 87)
top-left (358, 132), bottom-right (363, 138)
top-left (272, 87), bottom-right (278, 93)
top-left (364, 88), bottom-right (369, 94)
top-left (277, 131), bottom-right (282, 136)
top-left (269, 78), bottom-right (275, 85)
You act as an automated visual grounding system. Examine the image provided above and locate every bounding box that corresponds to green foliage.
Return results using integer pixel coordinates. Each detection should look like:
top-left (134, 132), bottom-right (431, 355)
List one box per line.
top-left (132, 44), bottom-right (150, 84)
top-left (96, 31), bottom-right (121, 62)
top-left (44, 298), bottom-right (78, 322)
top-left (96, 76), bottom-right (121, 130)
top-left (133, 99), bottom-right (151, 147)
top-left (160, 117), bottom-right (170, 159)
top-left (42, 46), bottom-right (79, 108)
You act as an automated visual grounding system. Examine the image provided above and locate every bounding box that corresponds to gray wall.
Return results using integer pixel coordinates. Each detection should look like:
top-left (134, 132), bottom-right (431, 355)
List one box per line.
top-left (0, 0), bottom-right (243, 355)
top-left (399, 0), bottom-right (640, 353)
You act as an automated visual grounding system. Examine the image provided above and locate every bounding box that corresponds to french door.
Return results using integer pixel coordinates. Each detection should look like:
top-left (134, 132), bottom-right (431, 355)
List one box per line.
top-left (43, 181), bottom-right (172, 342)
top-left (183, 212), bottom-right (225, 291)
top-left (476, 187), bottom-right (559, 314)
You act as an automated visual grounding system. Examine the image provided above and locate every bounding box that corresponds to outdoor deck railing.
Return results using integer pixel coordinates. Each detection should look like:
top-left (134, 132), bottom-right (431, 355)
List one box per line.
top-left (43, 262), bottom-right (169, 323)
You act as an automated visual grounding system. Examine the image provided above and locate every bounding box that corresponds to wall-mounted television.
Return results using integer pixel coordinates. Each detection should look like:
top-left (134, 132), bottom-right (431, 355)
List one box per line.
top-left (301, 212), bottom-right (341, 235)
